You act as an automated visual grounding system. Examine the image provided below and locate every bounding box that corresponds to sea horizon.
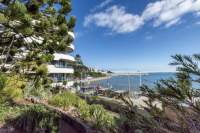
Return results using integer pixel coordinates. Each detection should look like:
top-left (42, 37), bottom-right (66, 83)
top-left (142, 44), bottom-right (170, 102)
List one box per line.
top-left (89, 72), bottom-right (175, 91)
top-left (112, 71), bottom-right (176, 74)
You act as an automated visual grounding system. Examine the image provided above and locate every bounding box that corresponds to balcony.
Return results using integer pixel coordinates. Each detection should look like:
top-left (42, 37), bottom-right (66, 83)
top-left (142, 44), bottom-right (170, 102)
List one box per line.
top-left (66, 44), bottom-right (75, 53)
top-left (51, 74), bottom-right (74, 83)
top-left (52, 61), bottom-right (73, 69)
top-left (48, 65), bottom-right (74, 74)
top-left (53, 53), bottom-right (75, 62)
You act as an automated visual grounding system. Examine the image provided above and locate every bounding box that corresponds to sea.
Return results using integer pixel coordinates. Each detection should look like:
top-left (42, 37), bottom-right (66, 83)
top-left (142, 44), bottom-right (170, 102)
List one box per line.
top-left (89, 72), bottom-right (175, 91)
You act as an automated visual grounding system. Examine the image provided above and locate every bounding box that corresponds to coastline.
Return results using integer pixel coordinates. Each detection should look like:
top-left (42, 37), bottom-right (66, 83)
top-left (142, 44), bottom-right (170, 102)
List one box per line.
top-left (76, 76), bottom-right (112, 83)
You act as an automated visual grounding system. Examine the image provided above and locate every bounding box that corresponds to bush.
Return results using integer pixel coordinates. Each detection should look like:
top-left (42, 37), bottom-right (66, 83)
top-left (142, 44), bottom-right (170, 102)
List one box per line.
top-left (23, 83), bottom-right (51, 100)
top-left (76, 99), bottom-right (91, 119)
top-left (0, 103), bottom-right (24, 123)
top-left (13, 104), bottom-right (60, 133)
top-left (48, 92), bottom-right (116, 131)
top-left (88, 72), bottom-right (107, 78)
top-left (89, 104), bottom-right (115, 130)
top-left (63, 80), bottom-right (67, 85)
top-left (48, 91), bottom-right (79, 110)
top-left (0, 73), bottom-right (7, 90)
top-left (36, 64), bottom-right (48, 76)
top-left (2, 75), bottom-right (25, 101)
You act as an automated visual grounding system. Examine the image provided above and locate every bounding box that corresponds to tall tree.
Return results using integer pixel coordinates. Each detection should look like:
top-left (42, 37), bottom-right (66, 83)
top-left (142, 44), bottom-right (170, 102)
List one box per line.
top-left (0, 0), bottom-right (76, 92)
top-left (73, 54), bottom-right (88, 79)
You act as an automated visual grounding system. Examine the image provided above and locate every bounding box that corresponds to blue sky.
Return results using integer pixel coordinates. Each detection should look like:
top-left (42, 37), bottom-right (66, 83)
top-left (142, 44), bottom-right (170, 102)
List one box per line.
top-left (71, 0), bottom-right (200, 73)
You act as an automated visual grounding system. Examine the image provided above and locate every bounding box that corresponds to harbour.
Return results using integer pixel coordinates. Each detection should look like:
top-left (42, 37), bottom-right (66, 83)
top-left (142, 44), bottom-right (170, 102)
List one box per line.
top-left (87, 72), bottom-right (175, 91)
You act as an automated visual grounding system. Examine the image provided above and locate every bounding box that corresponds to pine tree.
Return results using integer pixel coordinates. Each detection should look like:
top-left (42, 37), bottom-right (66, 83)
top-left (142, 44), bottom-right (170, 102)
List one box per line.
top-left (0, 0), bottom-right (76, 93)
top-left (139, 54), bottom-right (200, 132)
top-left (119, 54), bottom-right (200, 133)
top-left (73, 54), bottom-right (88, 79)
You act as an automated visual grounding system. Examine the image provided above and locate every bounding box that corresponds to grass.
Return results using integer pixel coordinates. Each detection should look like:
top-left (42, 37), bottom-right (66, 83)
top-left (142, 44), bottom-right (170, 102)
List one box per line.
top-left (12, 104), bottom-right (60, 133)
top-left (0, 103), bottom-right (23, 123)
top-left (0, 101), bottom-right (60, 133)
top-left (48, 91), bottom-right (117, 131)
top-left (48, 91), bottom-right (80, 110)
top-left (0, 73), bottom-right (116, 132)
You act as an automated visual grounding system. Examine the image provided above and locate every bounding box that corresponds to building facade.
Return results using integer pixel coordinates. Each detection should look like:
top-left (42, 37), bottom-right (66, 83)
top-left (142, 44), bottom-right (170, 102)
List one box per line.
top-left (48, 31), bottom-right (75, 87)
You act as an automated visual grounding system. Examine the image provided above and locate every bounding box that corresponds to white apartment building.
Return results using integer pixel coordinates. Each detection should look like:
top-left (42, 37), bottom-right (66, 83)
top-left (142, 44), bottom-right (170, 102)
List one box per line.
top-left (0, 24), bottom-right (76, 88)
top-left (49, 31), bottom-right (75, 87)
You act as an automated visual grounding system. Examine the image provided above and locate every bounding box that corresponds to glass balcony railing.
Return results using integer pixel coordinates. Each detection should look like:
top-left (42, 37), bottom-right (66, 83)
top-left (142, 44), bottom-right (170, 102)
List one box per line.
top-left (51, 76), bottom-right (74, 83)
top-left (51, 61), bottom-right (73, 69)
top-left (55, 65), bottom-right (73, 69)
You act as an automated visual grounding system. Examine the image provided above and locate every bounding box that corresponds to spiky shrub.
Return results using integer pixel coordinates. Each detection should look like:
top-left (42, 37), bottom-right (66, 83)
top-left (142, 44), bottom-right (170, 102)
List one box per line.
top-left (89, 104), bottom-right (116, 130)
top-left (12, 104), bottom-right (60, 133)
top-left (48, 91), bottom-right (79, 110)
top-left (23, 82), bottom-right (52, 100)
top-left (48, 92), bottom-right (117, 131)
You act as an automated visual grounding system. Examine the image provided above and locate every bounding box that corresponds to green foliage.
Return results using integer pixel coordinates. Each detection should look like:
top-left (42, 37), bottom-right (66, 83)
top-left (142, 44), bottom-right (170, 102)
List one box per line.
top-left (141, 54), bottom-right (200, 110)
top-left (0, 0), bottom-right (76, 98)
top-left (9, 0), bottom-right (28, 18)
top-left (0, 73), bottom-right (7, 90)
top-left (68, 16), bottom-right (76, 30)
top-left (48, 92), bottom-right (116, 131)
top-left (76, 99), bottom-right (91, 119)
top-left (117, 54), bottom-right (200, 132)
top-left (73, 54), bottom-right (88, 79)
top-left (23, 82), bottom-right (51, 100)
top-left (2, 75), bottom-right (25, 101)
top-left (73, 54), bottom-right (107, 78)
top-left (88, 71), bottom-right (107, 78)
top-left (48, 91), bottom-right (79, 110)
top-left (0, 13), bottom-right (8, 23)
top-left (89, 104), bottom-right (115, 129)
top-left (36, 64), bottom-right (48, 76)
top-left (74, 71), bottom-right (81, 78)
top-left (13, 104), bottom-right (60, 133)
top-left (130, 53), bottom-right (200, 132)
top-left (0, 103), bottom-right (23, 123)
top-left (63, 80), bottom-right (67, 85)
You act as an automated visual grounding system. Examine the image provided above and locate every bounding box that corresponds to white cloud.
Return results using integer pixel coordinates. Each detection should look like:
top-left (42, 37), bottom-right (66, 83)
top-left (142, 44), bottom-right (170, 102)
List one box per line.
top-left (165, 18), bottom-right (181, 28)
top-left (99, 0), bottom-right (113, 8)
top-left (84, 0), bottom-right (200, 34)
top-left (142, 0), bottom-right (200, 27)
top-left (91, 0), bottom-right (113, 12)
top-left (84, 6), bottom-right (144, 33)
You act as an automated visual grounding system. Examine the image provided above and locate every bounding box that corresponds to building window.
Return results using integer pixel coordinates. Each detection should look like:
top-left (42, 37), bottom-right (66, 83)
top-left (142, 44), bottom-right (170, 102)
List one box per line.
top-left (51, 74), bottom-right (73, 82)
